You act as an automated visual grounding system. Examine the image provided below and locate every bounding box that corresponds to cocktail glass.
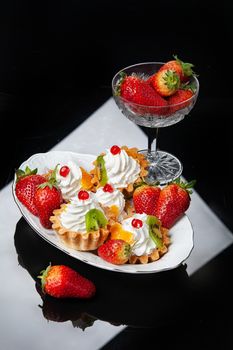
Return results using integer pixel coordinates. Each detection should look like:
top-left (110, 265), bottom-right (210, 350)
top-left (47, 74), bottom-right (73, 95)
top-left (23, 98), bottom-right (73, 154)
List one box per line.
top-left (112, 62), bottom-right (199, 184)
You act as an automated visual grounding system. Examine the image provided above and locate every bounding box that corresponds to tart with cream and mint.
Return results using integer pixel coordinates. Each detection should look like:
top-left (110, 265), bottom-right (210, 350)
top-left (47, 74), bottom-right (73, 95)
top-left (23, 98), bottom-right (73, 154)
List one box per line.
top-left (47, 161), bottom-right (93, 202)
top-left (110, 213), bottom-right (170, 264)
top-left (50, 190), bottom-right (109, 251)
top-left (90, 145), bottom-right (148, 195)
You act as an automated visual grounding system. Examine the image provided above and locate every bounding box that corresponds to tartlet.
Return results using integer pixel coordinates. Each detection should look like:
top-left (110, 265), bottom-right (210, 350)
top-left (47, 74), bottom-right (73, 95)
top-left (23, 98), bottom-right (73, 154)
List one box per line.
top-left (90, 145), bottom-right (148, 195)
top-left (50, 190), bottom-right (109, 251)
top-left (110, 213), bottom-right (170, 264)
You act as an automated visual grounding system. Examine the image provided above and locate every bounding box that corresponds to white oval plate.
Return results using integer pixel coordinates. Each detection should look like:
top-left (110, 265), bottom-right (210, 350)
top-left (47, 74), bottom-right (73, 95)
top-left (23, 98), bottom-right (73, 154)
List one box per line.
top-left (13, 151), bottom-right (194, 274)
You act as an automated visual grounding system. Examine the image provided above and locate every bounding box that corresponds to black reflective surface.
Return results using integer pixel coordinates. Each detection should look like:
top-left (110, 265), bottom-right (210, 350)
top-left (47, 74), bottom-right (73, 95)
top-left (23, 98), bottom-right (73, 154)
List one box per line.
top-left (14, 217), bottom-right (191, 329)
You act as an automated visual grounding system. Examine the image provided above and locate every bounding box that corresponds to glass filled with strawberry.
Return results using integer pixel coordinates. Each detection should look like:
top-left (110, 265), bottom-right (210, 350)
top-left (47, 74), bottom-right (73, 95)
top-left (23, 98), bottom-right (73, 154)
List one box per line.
top-left (112, 57), bottom-right (199, 184)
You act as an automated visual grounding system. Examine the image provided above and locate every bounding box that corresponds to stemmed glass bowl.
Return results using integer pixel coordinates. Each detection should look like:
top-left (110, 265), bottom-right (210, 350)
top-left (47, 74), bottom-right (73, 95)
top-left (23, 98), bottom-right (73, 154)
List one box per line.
top-left (112, 62), bottom-right (199, 184)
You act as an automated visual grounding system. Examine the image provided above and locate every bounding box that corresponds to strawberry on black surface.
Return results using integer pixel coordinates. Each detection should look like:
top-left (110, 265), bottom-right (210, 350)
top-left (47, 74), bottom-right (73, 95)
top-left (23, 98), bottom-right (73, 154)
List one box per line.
top-left (38, 264), bottom-right (96, 299)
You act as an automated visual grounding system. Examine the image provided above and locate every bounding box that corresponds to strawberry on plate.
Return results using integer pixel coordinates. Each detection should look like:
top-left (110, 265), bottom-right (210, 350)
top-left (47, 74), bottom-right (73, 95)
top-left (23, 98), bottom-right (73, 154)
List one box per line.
top-left (98, 239), bottom-right (131, 265)
top-left (38, 264), bottom-right (96, 299)
top-left (117, 73), bottom-right (168, 114)
top-left (133, 183), bottom-right (161, 216)
top-left (154, 177), bottom-right (196, 229)
top-left (34, 169), bottom-right (63, 229)
top-left (15, 166), bottom-right (46, 216)
top-left (168, 88), bottom-right (194, 113)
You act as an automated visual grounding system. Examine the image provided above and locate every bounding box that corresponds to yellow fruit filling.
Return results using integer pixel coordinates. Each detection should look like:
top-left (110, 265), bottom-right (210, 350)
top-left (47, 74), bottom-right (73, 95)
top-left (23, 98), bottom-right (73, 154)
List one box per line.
top-left (110, 223), bottom-right (134, 244)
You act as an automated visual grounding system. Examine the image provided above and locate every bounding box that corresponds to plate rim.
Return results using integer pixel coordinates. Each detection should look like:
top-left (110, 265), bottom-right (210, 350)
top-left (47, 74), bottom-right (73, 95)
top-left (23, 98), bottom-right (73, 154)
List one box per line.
top-left (12, 151), bottom-right (194, 274)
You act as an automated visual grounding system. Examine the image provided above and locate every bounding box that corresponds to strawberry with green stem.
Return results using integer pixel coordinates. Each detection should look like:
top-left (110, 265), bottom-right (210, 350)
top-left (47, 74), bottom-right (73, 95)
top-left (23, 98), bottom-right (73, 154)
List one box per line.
top-left (34, 166), bottom-right (63, 228)
top-left (152, 69), bottom-right (181, 97)
top-left (154, 177), bottom-right (196, 228)
top-left (161, 55), bottom-right (195, 82)
top-left (38, 264), bottom-right (96, 299)
top-left (15, 166), bottom-right (46, 215)
top-left (116, 73), bottom-right (168, 114)
top-left (98, 239), bottom-right (131, 265)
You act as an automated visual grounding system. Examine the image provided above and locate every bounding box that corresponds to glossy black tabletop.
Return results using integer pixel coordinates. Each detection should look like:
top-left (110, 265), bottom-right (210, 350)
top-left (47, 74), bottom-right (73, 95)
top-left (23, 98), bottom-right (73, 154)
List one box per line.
top-left (1, 1), bottom-right (233, 349)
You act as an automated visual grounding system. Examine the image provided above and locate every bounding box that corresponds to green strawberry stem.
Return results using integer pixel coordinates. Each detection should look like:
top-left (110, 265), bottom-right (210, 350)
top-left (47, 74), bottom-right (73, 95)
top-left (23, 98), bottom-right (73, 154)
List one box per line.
top-left (115, 71), bottom-right (127, 96)
top-left (16, 166), bottom-right (38, 182)
top-left (37, 263), bottom-right (51, 293)
top-left (173, 54), bottom-right (196, 77)
top-left (164, 70), bottom-right (180, 91)
top-left (38, 165), bottom-right (59, 189)
top-left (173, 177), bottom-right (196, 194)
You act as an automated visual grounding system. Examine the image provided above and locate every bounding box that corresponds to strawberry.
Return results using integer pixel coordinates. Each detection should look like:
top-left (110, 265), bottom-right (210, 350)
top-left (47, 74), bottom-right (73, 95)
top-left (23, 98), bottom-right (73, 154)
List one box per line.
top-left (117, 73), bottom-right (168, 114)
top-left (98, 239), bottom-right (131, 265)
top-left (133, 184), bottom-right (161, 216)
top-left (38, 264), bottom-right (96, 299)
top-left (34, 168), bottom-right (63, 228)
top-left (152, 68), bottom-right (180, 97)
top-left (161, 55), bottom-right (195, 82)
top-left (154, 178), bottom-right (196, 228)
top-left (15, 166), bottom-right (46, 215)
top-left (168, 88), bottom-right (194, 113)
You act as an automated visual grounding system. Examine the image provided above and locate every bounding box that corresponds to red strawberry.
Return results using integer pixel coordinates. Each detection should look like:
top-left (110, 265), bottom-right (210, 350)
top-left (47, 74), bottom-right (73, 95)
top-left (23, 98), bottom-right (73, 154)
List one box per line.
top-left (98, 239), bottom-right (131, 265)
top-left (161, 55), bottom-right (195, 82)
top-left (154, 178), bottom-right (196, 228)
top-left (34, 169), bottom-right (63, 228)
top-left (118, 74), bottom-right (168, 114)
top-left (152, 69), bottom-right (180, 97)
top-left (38, 264), bottom-right (96, 299)
top-left (15, 166), bottom-right (46, 215)
top-left (133, 184), bottom-right (161, 216)
top-left (168, 88), bottom-right (194, 113)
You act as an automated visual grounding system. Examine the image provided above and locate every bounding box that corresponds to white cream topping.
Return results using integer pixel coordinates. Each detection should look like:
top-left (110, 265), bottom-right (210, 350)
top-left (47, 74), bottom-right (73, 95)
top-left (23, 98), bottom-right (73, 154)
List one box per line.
top-left (121, 213), bottom-right (156, 256)
top-left (60, 191), bottom-right (105, 233)
top-left (103, 148), bottom-right (140, 188)
top-left (95, 186), bottom-right (125, 214)
top-left (56, 161), bottom-right (82, 201)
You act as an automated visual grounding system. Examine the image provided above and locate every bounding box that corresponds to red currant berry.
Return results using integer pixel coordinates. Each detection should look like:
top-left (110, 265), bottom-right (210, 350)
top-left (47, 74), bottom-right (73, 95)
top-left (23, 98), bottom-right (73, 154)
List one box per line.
top-left (59, 165), bottom-right (70, 177)
top-left (132, 218), bottom-right (143, 229)
top-left (110, 145), bottom-right (121, 155)
top-left (78, 190), bottom-right (89, 200)
top-left (103, 184), bottom-right (114, 193)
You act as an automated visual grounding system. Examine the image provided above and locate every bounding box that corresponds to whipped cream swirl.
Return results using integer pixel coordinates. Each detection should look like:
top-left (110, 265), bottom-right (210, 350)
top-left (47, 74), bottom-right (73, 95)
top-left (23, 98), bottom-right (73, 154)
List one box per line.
top-left (56, 161), bottom-right (82, 201)
top-left (95, 186), bottom-right (125, 214)
top-left (60, 191), bottom-right (105, 233)
top-left (121, 213), bottom-right (156, 256)
top-left (103, 149), bottom-right (140, 188)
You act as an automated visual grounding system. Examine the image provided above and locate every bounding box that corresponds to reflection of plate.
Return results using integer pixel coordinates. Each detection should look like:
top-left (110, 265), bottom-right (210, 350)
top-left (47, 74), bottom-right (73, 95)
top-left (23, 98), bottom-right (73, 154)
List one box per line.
top-left (13, 151), bottom-right (194, 274)
top-left (14, 217), bottom-right (191, 328)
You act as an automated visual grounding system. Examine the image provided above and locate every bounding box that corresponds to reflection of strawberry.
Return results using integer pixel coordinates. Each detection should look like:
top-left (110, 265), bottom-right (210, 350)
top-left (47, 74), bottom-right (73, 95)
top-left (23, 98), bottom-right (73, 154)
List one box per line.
top-left (154, 178), bottom-right (195, 228)
top-left (133, 184), bottom-right (161, 216)
top-left (38, 264), bottom-right (96, 299)
top-left (168, 88), bottom-right (194, 113)
top-left (34, 171), bottom-right (63, 228)
top-left (118, 74), bottom-right (168, 114)
top-left (98, 239), bottom-right (131, 265)
top-left (15, 166), bottom-right (46, 215)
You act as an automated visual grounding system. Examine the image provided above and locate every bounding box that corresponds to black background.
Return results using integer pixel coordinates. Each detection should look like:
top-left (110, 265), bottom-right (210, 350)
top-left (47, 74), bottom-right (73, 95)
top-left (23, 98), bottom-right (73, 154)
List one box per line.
top-left (1, 1), bottom-right (233, 231)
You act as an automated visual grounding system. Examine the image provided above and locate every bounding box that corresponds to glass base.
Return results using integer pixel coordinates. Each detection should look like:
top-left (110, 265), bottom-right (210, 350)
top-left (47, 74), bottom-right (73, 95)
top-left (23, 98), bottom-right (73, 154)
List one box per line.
top-left (139, 150), bottom-right (183, 185)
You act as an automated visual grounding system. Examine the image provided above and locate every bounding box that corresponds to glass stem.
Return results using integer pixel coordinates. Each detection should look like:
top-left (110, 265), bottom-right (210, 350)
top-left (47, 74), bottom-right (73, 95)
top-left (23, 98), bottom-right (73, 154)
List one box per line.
top-left (148, 127), bottom-right (159, 154)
